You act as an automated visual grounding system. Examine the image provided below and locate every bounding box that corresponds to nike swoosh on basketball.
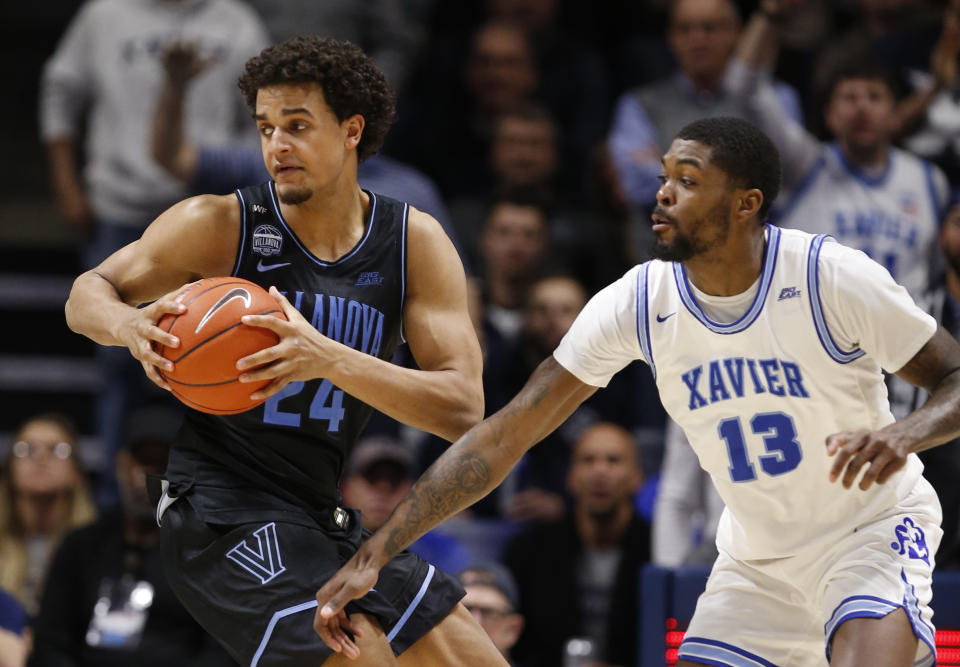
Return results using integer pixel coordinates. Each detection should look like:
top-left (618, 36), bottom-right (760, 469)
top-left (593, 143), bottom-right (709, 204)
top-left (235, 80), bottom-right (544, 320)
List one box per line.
top-left (656, 312), bottom-right (677, 322)
top-left (257, 259), bottom-right (291, 272)
top-left (195, 288), bottom-right (252, 334)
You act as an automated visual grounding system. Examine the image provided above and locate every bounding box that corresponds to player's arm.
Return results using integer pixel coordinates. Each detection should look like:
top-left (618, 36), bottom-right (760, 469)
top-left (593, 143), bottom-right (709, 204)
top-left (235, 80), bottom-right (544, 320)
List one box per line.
top-left (828, 326), bottom-right (960, 489)
top-left (65, 194), bottom-right (239, 386)
top-left (312, 356), bottom-right (596, 656)
top-left (238, 207), bottom-right (484, 441)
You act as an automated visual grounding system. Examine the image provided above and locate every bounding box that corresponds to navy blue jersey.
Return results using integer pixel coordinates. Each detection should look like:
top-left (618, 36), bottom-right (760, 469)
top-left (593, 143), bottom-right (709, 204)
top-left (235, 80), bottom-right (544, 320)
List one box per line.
top-left (166, 183), bottom-right (407, 523)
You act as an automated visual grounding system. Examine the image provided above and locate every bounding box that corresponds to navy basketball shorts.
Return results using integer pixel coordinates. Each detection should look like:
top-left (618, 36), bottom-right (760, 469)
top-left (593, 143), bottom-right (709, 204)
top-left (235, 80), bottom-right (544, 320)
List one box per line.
top-left (158, 498), bottom-right (465, 666)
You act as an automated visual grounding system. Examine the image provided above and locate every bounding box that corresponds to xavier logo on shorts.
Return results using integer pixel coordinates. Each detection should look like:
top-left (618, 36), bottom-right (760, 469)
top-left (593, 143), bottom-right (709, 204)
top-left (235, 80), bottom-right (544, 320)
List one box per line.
top-left (227, 523), bottom-right (287, 584)
top-left (890, 517), bottom-right (929, 565)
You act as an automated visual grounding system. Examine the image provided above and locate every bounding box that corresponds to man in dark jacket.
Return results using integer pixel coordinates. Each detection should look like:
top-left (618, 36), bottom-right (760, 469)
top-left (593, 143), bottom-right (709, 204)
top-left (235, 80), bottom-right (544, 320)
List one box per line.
top-left (28, 419), bottom-right (232, 667)
top-left (504, 422), bottom-right (651, 667)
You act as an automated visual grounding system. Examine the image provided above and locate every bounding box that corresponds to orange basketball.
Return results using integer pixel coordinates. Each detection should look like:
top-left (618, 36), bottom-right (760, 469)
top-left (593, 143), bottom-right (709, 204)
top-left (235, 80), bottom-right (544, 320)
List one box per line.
top-left (154, 277), bottom-right (287, 414)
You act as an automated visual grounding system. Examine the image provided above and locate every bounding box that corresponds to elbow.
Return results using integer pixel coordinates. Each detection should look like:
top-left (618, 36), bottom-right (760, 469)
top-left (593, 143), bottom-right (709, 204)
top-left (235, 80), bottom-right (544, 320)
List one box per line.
top-left (64, 284), bottom-right (81, 335)
top-left (443, 389), bottom-right (485, 442)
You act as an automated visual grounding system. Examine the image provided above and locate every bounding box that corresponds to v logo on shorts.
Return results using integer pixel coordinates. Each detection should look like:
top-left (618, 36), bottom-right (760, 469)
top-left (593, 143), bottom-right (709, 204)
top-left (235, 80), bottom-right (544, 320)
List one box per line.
top-left (890, 517), bottom-right (929, 565)
top-left (226, 522), bottom-right (287, 584)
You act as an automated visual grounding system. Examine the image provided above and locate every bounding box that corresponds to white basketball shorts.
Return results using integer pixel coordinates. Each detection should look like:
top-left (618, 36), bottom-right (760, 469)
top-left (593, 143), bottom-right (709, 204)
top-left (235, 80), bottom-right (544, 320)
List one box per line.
top-left (678, 476), bottom-right (943, 667)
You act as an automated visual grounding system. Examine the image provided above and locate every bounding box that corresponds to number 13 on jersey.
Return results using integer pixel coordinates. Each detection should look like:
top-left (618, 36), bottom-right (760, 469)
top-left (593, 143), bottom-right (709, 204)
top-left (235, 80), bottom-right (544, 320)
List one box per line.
top-left (718, 411), bottom-right (803, 482)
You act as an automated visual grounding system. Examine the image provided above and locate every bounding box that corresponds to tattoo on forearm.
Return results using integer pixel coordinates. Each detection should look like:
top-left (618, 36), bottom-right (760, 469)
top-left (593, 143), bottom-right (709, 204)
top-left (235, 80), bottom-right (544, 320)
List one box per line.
top-left (384, 446), bottom-right (492, 557)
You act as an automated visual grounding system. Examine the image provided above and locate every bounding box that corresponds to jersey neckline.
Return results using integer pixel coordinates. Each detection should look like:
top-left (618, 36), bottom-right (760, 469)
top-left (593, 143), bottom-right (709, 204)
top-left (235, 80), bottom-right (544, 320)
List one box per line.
top-left (267, 183), bottom-right (378, 267)
top-left (672, 224), bottom-right (781, 334)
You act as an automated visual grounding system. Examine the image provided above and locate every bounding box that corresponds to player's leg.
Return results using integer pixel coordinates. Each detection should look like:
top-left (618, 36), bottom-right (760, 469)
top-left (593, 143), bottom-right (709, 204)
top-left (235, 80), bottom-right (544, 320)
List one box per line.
top-left (821, 479), bottom-right (941, 667)
top-left (675, 551), bottom-right (824, 666)
top-left (398, 602), bottom-right (508, 666)
top-left (828, 608), bottom-right (917, 667)
top-left (322, 613), bottom-right (398, 666)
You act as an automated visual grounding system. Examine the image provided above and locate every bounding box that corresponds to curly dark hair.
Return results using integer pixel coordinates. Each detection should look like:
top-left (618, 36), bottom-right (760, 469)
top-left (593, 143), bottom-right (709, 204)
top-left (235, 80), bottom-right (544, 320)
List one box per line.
top-left (238, 37), bottom-right (396, 162)
top-left (676, 117), bottom-right (782, 223)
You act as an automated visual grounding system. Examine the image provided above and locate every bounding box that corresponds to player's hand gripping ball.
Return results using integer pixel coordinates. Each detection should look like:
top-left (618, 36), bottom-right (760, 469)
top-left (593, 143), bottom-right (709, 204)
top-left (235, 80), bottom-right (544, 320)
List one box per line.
top-left (153, 277), bottom-right (287, 414)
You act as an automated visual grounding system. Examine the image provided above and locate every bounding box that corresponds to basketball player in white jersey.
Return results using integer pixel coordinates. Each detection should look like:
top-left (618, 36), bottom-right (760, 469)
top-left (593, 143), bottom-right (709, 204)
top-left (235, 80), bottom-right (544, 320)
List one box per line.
top-left (315, 117), bottom-right (960, 667)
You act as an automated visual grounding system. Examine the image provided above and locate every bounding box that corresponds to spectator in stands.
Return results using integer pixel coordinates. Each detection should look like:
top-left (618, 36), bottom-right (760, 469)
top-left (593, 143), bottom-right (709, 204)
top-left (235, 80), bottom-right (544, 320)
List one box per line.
top-left (504, 422), bottom-right (651, 667)
top-left (458, 563), bottom-right (525, 666)
top-left (482, 0), bottom-right (611, 198)
top-left (341, 436), bottom-right (472, 575)
top-left (730, 0), bottom-right (950, 298)
top-left (652, 419), bottom-right (723, 568)
top-left (28, 419), bottom-right (233, 666)
top-left (40, 0), bottom-right (269, 508)
top-left (608, 0), bottom-right (803, 210)
top-left (810, 0), bottom-right (943, 117)
top-left (0, 414), bottom-right (96, 617)
top-left (397, 20), bottom-right (540, 199)
top-left (245, 0), bottom-right (418, 94)
top-left (0, 589), bottom-right (27, 667)
top-left (448, 103), bottom-right (559, 271)
top-left (889, 198), bottom-right (960, 569)
top-left (479, 192), bottom-right (550, 345)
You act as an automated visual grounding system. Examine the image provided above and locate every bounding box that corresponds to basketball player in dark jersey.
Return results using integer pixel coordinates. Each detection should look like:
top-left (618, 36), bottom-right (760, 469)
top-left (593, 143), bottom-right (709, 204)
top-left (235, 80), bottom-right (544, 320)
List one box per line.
top-left (65, 37), bottom-right (506, 665)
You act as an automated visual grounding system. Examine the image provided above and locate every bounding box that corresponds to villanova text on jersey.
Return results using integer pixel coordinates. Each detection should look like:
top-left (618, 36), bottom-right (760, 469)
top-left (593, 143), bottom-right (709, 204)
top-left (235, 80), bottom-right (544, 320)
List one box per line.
top-left (280, 290), bottom-right (386, 358)
top-left (681, 356), bottom-right (810, 411)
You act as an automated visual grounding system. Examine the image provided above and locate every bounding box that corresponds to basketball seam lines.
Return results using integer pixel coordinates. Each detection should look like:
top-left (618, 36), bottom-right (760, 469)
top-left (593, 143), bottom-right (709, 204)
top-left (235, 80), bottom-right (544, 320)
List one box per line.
top-left (166, 307), bottom-right (281, 364)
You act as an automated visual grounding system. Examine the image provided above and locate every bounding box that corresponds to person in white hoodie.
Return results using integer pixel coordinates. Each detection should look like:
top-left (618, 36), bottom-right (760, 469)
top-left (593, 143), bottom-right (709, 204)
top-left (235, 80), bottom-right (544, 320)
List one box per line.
top-left (39, 0), bottom-right (269, 509)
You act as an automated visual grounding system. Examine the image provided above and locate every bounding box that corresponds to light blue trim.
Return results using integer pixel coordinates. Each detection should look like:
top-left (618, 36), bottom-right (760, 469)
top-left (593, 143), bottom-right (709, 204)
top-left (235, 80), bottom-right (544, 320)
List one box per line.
top-left (636, 263), bottom-right (656, 379)
top-left (900, 569), bottom-right (937, 666)
top-left (268, 184), bottom-right (378, 267)
top-left (233, 189), bottom-right (249, 277)
top-left (386, 564), bottom-right (435, 643)
top-left (824, 596), bottom-right (898, 642)
top-left (806, 234), bottom-right (865, 364)
top-left (823, 573), bottom-right (936, 667)
top-left (922, 160), bottom-right (943, 222)
top-left (673, 225), bottom-right (780, 334)
top-left (251, 599), bottom-right (318, 667)
top-left (830, 143), bottom-right (893, 188)
top-left (679, 637), bottom-right (778, 667)
top-left (399, 202), bottom-right (409, 345)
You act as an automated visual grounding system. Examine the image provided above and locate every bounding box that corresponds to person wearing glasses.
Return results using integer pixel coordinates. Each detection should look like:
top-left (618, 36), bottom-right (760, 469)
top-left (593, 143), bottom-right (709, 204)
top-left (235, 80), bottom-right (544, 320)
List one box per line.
top-left (458, 564), bottom-right (525, 666)
top-left (0, 414), bottom-right (96, 616)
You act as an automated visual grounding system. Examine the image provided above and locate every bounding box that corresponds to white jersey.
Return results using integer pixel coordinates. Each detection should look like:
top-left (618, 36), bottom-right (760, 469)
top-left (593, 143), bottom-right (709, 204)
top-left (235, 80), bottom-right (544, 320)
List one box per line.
top-left (554, 226), bottom-right (937, 560)
top-left (775, 144), bottom-right (946, 299)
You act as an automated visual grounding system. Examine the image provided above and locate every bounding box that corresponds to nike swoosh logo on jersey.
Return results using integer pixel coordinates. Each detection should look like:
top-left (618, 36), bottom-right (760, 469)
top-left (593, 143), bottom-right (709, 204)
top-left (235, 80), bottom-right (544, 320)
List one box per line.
top-left (257, 259), bottom-right (291, 272)
top-left (656, 312), bottom-right (676, 323)
top-left (195, 288), bottom-right (252, 333)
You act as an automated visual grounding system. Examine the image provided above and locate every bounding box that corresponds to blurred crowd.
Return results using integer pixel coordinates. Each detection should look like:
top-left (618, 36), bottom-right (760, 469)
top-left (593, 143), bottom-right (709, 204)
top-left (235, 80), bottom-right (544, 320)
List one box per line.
top-left (4, 0), bottom-right (960, 665)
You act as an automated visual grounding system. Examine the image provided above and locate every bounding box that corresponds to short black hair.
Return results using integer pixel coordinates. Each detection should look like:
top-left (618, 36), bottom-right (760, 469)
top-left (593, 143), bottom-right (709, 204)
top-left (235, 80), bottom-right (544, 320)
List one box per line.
top-left (485, 186), bottom-right (551, 226)
top-left (822, 57), bottom-right (900, 104)
top-left (238, 37), bottom-right (396, 162)
top-left (675, 116), bottom-right (781, 222)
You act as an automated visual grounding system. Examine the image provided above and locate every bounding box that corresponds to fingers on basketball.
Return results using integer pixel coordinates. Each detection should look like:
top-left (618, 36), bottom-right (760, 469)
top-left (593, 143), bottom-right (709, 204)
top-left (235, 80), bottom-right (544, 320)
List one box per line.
top-left (153, 277), bottom-right (288, 414)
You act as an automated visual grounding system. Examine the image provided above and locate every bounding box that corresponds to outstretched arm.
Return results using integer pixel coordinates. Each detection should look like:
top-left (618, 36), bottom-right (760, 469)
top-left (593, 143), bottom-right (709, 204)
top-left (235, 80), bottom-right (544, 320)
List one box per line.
top-left (312, 356), bottom-right (596, 656)
top-left (828, 326), bottom-right (960, 489)
top-left (727, 0), bottom-right (821, 188)
top-left (151, 42), bottom-right (216, 183)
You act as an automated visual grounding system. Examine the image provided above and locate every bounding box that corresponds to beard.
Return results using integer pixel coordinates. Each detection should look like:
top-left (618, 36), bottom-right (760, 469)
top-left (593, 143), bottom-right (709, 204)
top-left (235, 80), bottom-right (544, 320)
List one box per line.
top-left (277, 185), bottom-right (313, 205)
top-left (650, 201), bottom-right (731, 262)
